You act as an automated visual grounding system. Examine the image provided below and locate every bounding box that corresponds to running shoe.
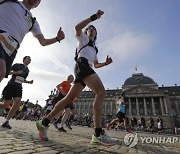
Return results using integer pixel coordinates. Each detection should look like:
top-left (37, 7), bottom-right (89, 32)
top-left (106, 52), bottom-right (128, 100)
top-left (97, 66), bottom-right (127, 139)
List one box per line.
top-left (91, 133), bottom-right (118, 146)
top-left (2, 121), bottom-right (12, 129)
top-left (53, 122), bottom-right (58, 129)
top-left (66, 124), bottom-right (72, 130)
top-left (36, 120), bottom-right (48, 141)
top-left (58, 127), bottom-right (67, 132)
top-left (114, 127), bottom-right (120, 131)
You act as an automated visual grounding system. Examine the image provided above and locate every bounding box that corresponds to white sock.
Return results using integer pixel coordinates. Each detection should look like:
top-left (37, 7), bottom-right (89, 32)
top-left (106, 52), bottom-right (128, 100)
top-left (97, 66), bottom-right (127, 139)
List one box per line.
top-left (57, 123), bottom-right (61, 129)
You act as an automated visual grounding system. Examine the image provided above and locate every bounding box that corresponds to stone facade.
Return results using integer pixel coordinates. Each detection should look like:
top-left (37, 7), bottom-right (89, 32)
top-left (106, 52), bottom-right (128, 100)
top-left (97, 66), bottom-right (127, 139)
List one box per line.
top-left (75, 73), bottom-right (180, 133)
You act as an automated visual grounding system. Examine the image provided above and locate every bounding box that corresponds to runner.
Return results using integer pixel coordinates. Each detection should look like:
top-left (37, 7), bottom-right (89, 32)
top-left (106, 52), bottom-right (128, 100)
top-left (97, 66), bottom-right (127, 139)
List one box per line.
top-left (0, 56), bottom-right (33, 129)
top-left (36, 10), bottom-right (117, 146)
top-left (52, 75), bottom-right (75, 132)
top-left (106, 92), bottom-right (132, 133)
top-left (0, 0), bottom-right (65, 82)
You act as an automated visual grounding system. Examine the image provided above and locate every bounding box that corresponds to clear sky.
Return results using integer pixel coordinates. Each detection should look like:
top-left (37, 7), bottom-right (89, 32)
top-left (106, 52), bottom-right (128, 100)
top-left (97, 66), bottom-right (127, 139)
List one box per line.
top-left (0, 0), bottom-right (180, 107)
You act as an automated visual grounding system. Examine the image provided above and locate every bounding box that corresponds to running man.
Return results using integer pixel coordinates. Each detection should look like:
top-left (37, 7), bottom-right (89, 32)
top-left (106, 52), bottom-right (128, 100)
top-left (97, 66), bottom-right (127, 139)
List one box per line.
top-left (0, 56), bottom-right (33, 129)
top-left (36, 10), bottom-right (117, 146)
top-left (52, 75), bottom-right (75, 132)
top-left (0, 0), bottom-right (65, 82)
top-left (48, 75), bottom-right (75, 131)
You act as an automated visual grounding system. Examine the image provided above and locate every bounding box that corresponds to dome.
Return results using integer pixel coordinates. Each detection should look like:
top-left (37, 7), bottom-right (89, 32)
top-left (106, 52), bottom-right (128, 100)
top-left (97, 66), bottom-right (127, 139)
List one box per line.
top-left (124, 73), bottom-right (156, 86)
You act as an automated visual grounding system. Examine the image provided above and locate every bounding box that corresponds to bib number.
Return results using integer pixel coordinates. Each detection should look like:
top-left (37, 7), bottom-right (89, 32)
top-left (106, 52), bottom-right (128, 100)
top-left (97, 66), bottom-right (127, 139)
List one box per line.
top-left (0, 33), bottom-right (18, 56)
top-left (15, 76), bottom-right (25, 84)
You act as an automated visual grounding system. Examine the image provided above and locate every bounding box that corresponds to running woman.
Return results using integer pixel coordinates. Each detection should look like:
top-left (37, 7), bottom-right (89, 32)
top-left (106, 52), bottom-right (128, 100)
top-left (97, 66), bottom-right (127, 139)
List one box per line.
top-left (36, 10), bottom-right (117, 146)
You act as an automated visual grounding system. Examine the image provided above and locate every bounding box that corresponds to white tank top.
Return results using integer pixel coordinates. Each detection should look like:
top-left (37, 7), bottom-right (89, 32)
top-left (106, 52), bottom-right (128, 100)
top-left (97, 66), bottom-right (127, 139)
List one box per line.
top-left (0, 1), bottom-right (42, 43)
top-left (75, 32), bottom-right (98, 65)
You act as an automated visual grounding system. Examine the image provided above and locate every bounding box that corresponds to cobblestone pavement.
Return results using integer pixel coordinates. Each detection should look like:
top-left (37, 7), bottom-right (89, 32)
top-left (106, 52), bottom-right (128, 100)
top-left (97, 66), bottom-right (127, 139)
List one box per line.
top-left (0, 117), bottom-right (180, 154)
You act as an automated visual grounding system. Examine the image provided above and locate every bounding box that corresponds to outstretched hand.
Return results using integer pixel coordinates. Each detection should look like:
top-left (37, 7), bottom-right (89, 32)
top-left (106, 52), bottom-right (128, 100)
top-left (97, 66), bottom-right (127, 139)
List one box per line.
top-left (56, 27), bottom-right (65, 41)
top-left (29, 80), bottom-right (33, 84)
top-left (105, 55), bottom-right (113, 65)
top-left (96, 10), bottom-right (104, 19)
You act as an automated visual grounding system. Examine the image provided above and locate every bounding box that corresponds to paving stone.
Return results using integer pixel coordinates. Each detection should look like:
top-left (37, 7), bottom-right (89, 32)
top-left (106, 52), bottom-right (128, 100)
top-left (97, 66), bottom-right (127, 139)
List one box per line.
top-left (0, 117), bottom-right (179, 154)
top-left (8, 150), bottom-right (35, 154)
top-left (0, 149), bottom-right (14, 154)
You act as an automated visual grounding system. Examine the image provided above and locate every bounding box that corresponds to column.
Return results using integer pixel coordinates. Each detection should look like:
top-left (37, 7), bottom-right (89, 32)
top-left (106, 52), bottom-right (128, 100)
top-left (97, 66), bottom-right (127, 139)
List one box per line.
top-left (79, 102), bottom-right (82, 113)
top-left (128, 98), bottom-right (132, 115)
top-left (88, 101), bottom-right (91, 112)
top-left (104, 101), bottom-right (107, 115)
top-left (136, 98), bottom-right (140, 115)
top-left (143, 97), bottom-right (148, 115)
top-left (163, 97), bottom-right (169, 114)
top-left (151, 97), bottom-right (156, 115)
top-left (110, 101), bottom-right (113, 115)
top-left (160, 97), bottom-right (165, 115)
top-left (83, 101), bottom-right (86, 113)
top-left (78, 105), bottom-right (80, 113)
top-left (175, 101), bottom-right (180, 116)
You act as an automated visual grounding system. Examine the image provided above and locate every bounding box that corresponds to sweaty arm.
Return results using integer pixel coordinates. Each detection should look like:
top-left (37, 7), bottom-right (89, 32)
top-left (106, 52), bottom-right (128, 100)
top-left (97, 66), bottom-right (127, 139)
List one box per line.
top-left (93, 55), bottom-right (113, 68)
top-left (93, 60), bottom-right (107, 68)
top-left (34, 22), bottom-right (65, 46)
top-left (35, 34), bottom-right (58, 46)
top-left (35, 31), bottom-right (65, 46)
top-left (75, 18), bottom-right (92, 36)
top-left (56, 83), bottom-right (62, 91)
top-left (75, 10), bottom-right (104, 36)
top-left (56, 82), bottom-right (66, 96)
top-left (24, 80), bottom-right (33, 84)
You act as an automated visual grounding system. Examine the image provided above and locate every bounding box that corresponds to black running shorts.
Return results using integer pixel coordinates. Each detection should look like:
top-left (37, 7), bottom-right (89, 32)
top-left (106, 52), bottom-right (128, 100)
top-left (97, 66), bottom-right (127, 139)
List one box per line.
top-left (2, 84), bottom-right (22, 100)
top-left (116, 111), bottom-right (126, 119)
top-left (51, 92), bottom-right (65, 105)
top-left (74, 57), bottom-right (95, 87)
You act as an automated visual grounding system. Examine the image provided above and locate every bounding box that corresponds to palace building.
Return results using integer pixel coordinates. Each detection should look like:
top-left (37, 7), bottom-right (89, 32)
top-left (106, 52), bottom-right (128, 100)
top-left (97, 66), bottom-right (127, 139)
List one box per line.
top-left (75, 73), bottom-right (180, 133)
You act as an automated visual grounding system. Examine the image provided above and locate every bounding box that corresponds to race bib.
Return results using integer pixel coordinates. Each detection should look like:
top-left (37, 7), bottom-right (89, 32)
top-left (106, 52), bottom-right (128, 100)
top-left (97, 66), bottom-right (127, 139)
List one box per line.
top-left (15, 76), bottom-right (25, 84)
top-left (0, 33), bottom-right (18, 56)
